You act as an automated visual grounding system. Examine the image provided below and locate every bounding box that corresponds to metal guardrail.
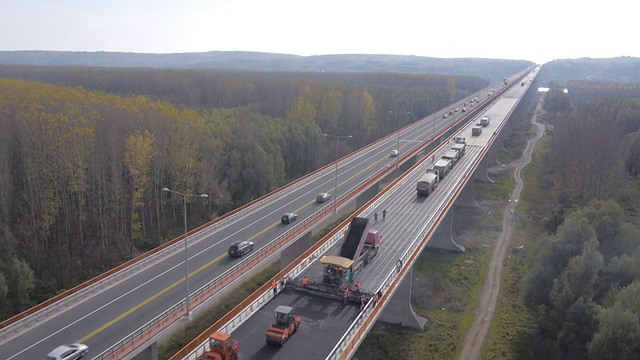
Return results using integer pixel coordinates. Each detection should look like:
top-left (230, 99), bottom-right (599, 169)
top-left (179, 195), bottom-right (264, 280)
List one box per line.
top-left (170, 80), bottom-right (526, 360)
top-left (92, 140), bottom-right (418, 360)
top-left (327, 143), bottom-right (485, 360)
top-left (0, 165), bottom-right (333, 342)
top-left (180, 171), bottom-right (404, 360)
top-left (326, 71), bottom-right (533, 360)
top-left (94, 77), bottom-right (528, 359)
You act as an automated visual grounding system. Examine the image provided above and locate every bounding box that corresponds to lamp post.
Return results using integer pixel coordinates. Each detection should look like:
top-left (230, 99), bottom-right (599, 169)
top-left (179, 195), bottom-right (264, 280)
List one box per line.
top-left (434, 98), bottom-right (444, 140)
top-left (323, 133), bottom-right (352, 213)
top-left (162, 187), bottom-right (208, 320)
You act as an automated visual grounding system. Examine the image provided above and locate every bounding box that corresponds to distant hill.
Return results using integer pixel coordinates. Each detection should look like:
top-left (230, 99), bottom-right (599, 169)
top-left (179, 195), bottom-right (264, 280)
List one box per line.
top-left (0, 50), bottom-right (533, 82)
top-left (538, 57), bottom-right (640, 85)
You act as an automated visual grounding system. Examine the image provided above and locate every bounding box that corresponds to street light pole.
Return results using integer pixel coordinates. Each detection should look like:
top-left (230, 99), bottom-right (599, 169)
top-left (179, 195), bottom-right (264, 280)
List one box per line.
top-left (162, 187), bottom-right (208, 320)
top-left (323, 133), bottom-right (352, 213)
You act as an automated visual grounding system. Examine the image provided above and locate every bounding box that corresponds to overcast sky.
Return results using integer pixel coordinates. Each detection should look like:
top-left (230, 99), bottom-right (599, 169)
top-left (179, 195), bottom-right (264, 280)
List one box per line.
top-left (1, 0), bottom-right (635, 64)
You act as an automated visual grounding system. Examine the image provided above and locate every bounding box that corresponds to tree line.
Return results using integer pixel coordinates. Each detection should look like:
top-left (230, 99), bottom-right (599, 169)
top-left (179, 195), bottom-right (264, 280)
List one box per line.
top-left (520, 82), bottom-right (640, 359)
top-left (0, 68), bottom-right (488, 319)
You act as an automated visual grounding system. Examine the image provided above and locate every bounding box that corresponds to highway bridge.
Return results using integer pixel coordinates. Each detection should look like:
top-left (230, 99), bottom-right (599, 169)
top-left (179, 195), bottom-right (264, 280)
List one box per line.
top-left (0, 68), bottom-right (536, 360)
top-left (173, 69), bottom-right (539, 360)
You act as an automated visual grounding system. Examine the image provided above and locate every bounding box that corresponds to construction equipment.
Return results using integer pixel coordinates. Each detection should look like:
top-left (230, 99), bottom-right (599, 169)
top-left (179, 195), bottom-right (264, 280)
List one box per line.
top-left (196, 331), bottom-right (239, 360)
top-left (266, 305), bottom-right (301, 346)
top-left (320, 219), bottom-right (380, 285)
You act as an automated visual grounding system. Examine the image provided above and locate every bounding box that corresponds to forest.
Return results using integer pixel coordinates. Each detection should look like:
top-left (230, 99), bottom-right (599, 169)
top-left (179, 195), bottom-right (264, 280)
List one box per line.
top-left (0, 67), bottom-right (489, 319)
top-left (0, 52), bottom-right (533, 81)
top-left (515, 78), bottom-right (640, 359)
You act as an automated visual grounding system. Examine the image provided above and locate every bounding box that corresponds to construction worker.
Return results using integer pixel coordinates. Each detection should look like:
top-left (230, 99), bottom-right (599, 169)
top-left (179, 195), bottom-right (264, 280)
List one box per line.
top-left (373, 292), bottom-right (379, 305)
top-left (343, 288), bottom-right (350, 305)
top-left (374, 212), bottom-right (378, 223)
top-left (355, 281), bottom-right (361, 292)
top-left (302, 276), bottom-right (309, 290)
top-left (382, 209), bottom-right (387, 220)
top-left (360, 295), bottom-right (367, 311)
top-left (272, 280), bottom-right (278, 295)
top-left (280, 275), bottom-right (287, 289)
top-left (396, 259), bottom-right (403, 272)
top-left (337, 266), bottom-right (343, 278)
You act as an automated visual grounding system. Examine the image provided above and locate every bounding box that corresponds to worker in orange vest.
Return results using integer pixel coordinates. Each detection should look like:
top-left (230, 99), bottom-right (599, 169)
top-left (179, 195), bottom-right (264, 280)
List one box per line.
top-left (343, 288), bottom-right (350, 305)
top-left (355, 281), bottom-right (361, 292)
top-left (302, 276), bottom-right (309, 290)
top-left (272, 280), bottom-right (277, 295)
top-left (373, 292), bottom-right (379, 305)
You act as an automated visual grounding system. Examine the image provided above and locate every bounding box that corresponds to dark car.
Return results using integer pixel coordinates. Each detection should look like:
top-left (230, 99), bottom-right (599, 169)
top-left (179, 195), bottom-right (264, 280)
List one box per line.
top-left (228, 241), bottom-right (254, 257)
top-left (316, 192), bottom-right (331, 203)
top-left (281, 212), bottom-right (298, 224)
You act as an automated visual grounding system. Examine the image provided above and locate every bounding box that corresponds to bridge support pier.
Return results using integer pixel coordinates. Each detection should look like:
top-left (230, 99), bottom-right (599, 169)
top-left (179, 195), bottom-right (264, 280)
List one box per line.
top-left (475, 156), bottom-right (494, 183)
top-left (378, 266), bottom-right (428, 330)
top-left (455, 179), bottom-right (478, 207)
top-left (132, 341), bottom-right (158, 360)
top-left (427, 209), bottom-right (465, 252)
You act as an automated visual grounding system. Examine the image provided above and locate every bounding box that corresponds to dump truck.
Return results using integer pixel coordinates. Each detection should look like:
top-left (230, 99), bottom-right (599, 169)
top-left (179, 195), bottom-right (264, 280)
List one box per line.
top-left (266, 305), bottom-right (301, 346)
top-left (472, 125), bottom-right (483, 136)
top-left (433, 158), bottom-right (452, 179)
top-left (416, 172), bottom-right (439, 197)
top-left (480, 116), bottom-right (490, 127)
top-left (197, 332), bottom-right (239, 360)
top-left (442, 150), bottom-right (459, 167)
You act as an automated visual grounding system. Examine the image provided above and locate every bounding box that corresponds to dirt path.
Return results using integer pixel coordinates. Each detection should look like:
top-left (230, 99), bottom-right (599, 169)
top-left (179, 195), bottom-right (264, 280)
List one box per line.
top-left (458, 102), bottom-right (546, 360)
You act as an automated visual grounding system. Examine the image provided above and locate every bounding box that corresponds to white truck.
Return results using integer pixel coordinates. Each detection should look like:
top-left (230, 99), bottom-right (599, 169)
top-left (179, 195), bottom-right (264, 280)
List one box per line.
top-left (480, 116), bottom-right (490, 127)
top-left (442, 150), bottom-right (460, 167)
top-left (451, 142), bottom-right (466, 157)
top-left (433, 159), bottom-right (452, 179)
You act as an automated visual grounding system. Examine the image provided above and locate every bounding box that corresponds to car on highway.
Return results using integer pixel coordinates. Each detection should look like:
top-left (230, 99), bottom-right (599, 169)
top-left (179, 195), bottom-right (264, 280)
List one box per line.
top-left (228, 241), bottom-right (254, 257)
top-left (390, 150), bottom-right (398, 157)
top-left (449, 111), bottom-right (453, 115)
top-left (46, 344), bottom-right (88, 360)
top-left (281, 212), bottom-right (298, 224)
top-left (442, 113), bottom-right (448, 118)
top-left (316, 192), bottom-right (331, 203)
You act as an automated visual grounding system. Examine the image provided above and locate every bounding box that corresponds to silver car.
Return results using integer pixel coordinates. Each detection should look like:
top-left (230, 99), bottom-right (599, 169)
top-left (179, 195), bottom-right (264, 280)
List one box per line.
top-left (47, 344), bottom-right (88, 360)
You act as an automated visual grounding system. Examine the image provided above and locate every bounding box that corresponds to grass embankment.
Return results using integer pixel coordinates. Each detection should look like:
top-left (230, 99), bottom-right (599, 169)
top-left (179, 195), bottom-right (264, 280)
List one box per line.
top-left (158, 214), bottom-right (351, 359)
top-left (356, 110), bottom-right (541, 360)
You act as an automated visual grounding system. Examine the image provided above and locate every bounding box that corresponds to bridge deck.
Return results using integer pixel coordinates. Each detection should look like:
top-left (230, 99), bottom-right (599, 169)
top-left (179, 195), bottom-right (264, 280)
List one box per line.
top-left (234, 145), bottom-right (485, 359)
